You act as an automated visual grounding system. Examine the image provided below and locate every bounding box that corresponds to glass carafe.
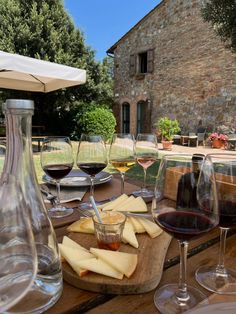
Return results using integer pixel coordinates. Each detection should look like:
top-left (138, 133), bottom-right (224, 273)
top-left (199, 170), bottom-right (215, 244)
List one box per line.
top-left (0, 174), bottom-right (37, 312)
top-left (2, 99), bottom-right (63, 314)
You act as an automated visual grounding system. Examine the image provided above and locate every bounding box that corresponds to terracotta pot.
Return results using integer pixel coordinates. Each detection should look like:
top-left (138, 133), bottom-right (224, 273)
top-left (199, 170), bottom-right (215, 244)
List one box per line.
top-left (162, 140), bottom-right (173, 150)
top-left (212, 139), bottom-right (225, 149)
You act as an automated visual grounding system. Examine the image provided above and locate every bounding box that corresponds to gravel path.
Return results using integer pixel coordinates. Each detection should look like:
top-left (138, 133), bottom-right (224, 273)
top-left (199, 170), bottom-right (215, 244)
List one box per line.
top-left (158, 144), bottom-right (236, 157)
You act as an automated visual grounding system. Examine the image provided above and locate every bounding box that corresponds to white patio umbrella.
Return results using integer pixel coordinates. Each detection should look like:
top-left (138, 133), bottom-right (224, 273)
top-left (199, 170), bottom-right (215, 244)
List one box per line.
top-left (0, 50), bottom-right (86, 92)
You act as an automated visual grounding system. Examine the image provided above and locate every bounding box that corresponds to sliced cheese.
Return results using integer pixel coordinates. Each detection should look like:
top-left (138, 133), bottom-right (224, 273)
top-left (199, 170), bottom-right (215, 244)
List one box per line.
top-left (122, 220), bottom-right (139, 248)
top-left (59, 244), bottom-right (94, 260)
top-left (102, 194), bottom-right (129, 211)
top-left (76, 258), bottom-right (123, 280)
top-left (67, 217), bottom-right (94, 234)
top-left (90, 248), bottom-right (137, 278)
top-left (115, 196), bottom-right (148, 213)
top-left (112, 195), bottom-right (135, 211)
top-left (59, 244), bottom-right (95, 276)
top-left (62, 236), bottom-right (89, 252)
top-left (128, 216), bottom-right (146, 233)
top-left (137, 217), bottom-right (162, 238)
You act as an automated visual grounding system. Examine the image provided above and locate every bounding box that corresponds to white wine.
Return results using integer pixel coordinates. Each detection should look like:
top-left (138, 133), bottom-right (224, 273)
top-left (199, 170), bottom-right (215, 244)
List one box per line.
top-left (111, 159), bottom-right (136, 173)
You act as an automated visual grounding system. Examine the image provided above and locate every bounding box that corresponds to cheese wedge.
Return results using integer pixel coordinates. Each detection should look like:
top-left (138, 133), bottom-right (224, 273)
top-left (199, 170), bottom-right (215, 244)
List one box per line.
top-left (122, 220), bottom-right (139, 248)
top-left (67, 217), bottom-right (94, 234)
top-left (59, 244), bottom-right (94, 260)
top-left (115, 196), bottom-right (148, 212)
top-left (102, 194), bottom-right (129, 211)
top-left (128, 216), bottom-right (146, 233)
top-left (137, 217), bottom-right (162, 238)
top-left (59, 244), bottom-right (95, 276)
top-left (76, 258), bottom-right (123, 280)
top-left (62, 236), bottom-right (89, 252)
top-left (112, 195), bottom-right (135, 211)
top-left (90, 248), bottom-right (138, 278)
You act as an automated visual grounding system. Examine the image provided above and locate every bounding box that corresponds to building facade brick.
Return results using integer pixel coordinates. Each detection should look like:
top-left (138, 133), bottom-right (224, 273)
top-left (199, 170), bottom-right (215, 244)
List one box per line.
top-left (108, 0), bottom-right (236, 135)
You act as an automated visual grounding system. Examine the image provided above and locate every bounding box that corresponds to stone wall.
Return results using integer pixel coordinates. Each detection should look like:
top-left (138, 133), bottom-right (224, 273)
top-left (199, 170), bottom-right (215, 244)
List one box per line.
top-left (112, 0), bottom-right (236, 135)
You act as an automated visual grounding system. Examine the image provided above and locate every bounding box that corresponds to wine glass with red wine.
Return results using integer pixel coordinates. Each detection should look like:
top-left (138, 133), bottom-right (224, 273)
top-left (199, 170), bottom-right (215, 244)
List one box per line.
top-left (196, 153), bottom-right (236, 294)
top-left (77, 134), bottom-right (108, 210)
top-left (132, 133), bottom-right (158, 198)
top-left (151, 154), bottom-right (219, 314)
top-left (41, 136), bottom-right (74, 218)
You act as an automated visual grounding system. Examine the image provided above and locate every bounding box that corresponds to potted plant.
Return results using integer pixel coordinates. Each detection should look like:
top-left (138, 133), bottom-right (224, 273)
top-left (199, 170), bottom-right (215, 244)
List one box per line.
top-left (156, 117), bottom-right (181, 150)
top-left (208, 133), bottom-right (228, 149)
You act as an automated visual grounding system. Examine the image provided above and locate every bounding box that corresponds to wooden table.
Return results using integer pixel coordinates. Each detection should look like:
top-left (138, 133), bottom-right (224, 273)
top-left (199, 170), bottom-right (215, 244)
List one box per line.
top-left (32, 136), bottom-right (46, 152)
top-left (180, 135), bottom-right (189, 146)
top-left (0, 135), bottom-right (47, 152)
top-left (32, 125), bottom-right (45, 135)
top-left (227, 138), bottom-right (236, 150)
top-left (45, 176), bottom-right (236, 313)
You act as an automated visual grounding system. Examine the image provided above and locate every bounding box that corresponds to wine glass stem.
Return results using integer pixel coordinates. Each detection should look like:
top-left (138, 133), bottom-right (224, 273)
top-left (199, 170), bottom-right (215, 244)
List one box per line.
top-left (56, 180), bottom-right (61, 206)
top-left (120, 172), bottom-right (125, 194)
top-left (142, 167), bottom-right (147, 190)
top-left (176, 240), bottom-right (190, 302)
top-left (90, 176), bottom-right (95, 197)
top-left (216, 227), bottom-right (228, 275)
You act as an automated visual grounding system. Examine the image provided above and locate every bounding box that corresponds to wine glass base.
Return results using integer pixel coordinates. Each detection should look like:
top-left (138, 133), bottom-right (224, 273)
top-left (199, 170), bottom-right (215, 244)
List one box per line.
top-left (153, 284), bottom-right (208, 314)
top-left (132, 189), bottom-right (154, 198)
top-left (196, 266), bottom-right (236, 294)
top-left (79, 201), bottom-right (94, 210)
top-left (48, 206), bottom-right (74, 218)
top-left (79, 199), bottom-right (109, 210)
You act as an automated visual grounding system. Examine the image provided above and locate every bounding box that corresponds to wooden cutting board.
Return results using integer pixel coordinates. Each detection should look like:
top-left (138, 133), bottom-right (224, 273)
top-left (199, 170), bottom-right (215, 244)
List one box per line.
top-left (62, 230), bottom-right (172, 294)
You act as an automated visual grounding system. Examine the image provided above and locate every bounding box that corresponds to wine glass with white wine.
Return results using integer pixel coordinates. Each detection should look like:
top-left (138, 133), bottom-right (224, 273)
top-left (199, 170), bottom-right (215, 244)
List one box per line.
top-left (109, 133), bottom-right (135, 195)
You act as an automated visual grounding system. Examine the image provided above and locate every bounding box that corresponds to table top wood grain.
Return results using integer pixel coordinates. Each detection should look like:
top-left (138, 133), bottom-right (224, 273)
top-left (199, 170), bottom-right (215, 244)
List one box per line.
top-left (45, 176), bottom-right (236, 314)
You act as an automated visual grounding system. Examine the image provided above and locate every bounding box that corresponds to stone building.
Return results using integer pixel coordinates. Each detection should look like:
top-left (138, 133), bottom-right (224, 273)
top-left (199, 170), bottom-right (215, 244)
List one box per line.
top-left (107, 0), bottom-right (236, 136)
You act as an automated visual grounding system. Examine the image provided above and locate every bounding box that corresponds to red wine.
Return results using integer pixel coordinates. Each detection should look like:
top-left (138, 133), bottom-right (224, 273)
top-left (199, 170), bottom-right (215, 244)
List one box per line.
top-left (43, 164), bottom-right (72, 180)
top-left (219, 200), bottom-right (236, 228)
top-left (78, 162), bottom-right (106, 176)
top-left (137, 156), bottom-right (156, 170)
top-left (155, 211), bottom-right (215, 241)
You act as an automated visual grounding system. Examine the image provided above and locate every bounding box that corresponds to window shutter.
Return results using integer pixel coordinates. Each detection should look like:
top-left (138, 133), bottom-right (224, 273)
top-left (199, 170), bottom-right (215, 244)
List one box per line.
top-left (147, 49), bottom-right (154, 73)
top-left (129, 54), bottom-right (136, 76)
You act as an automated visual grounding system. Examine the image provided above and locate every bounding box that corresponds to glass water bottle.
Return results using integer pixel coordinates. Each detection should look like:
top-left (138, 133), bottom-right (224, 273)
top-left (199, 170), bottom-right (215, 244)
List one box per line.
top-left (3, 99), bottom-right (63, 314)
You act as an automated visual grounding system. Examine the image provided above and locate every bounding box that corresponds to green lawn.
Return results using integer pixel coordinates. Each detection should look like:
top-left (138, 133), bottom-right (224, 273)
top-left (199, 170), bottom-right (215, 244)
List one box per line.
top-left (0, 141), bottom-right (160, 186)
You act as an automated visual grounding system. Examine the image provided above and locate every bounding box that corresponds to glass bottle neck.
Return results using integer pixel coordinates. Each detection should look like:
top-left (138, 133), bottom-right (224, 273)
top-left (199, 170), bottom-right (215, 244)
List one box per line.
top-left (3, 108), bottom-right (34, 179)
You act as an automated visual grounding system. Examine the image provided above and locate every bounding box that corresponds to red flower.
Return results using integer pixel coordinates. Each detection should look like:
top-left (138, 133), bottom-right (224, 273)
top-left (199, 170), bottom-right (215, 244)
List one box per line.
top-left (208, 133), bottom-right (228, 142)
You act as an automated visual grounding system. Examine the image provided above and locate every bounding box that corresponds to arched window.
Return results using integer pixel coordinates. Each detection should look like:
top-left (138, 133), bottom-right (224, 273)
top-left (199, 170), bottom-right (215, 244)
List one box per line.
top-left (122, 102), bottom-right (130, 133)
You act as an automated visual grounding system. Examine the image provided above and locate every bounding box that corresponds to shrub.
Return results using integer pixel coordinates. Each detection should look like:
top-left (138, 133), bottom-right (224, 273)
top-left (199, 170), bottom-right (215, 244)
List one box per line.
top-left (76, 107), bottom-right (116, 142)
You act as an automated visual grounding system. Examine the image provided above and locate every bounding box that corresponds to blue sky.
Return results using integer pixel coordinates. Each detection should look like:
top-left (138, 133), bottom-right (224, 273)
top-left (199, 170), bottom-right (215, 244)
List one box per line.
top-left (64, 0), bottom-right (160, 61)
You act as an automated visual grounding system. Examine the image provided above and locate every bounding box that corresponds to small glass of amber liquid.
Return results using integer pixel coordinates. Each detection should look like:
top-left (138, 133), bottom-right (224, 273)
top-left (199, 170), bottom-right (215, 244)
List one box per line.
top-left (92, 211), bottom-right (126, 251)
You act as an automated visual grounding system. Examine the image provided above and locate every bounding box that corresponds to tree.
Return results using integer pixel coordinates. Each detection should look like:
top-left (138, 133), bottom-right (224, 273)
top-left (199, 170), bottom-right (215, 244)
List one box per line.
top-left (202, 0), bottom-right (236, 52)
top-left (0, 0), bottom-right (114, 135)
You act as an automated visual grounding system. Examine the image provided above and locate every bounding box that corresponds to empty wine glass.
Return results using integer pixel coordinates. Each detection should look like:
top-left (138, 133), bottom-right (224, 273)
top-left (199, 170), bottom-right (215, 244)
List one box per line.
top-left (109, 133), bottom-right (135, 195)
top-left (133, 133), bottom-right (158, 198)
top-left (151, 154), bottom-right (219, 314)
top-left (41, 136), bottom-right (74, 218)
top-left (196, 153), bottom-right (236, 294)
top-left (0, 174), bottom-right (37, 312)
top-left (77, 134), bottom-right (108, 209)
